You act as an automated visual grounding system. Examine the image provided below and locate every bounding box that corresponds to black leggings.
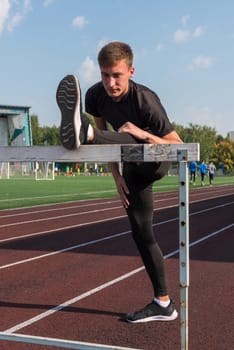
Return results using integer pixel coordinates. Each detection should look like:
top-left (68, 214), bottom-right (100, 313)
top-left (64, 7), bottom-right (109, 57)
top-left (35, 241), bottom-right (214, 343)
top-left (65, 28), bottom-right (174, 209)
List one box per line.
top-left (190, 171), bottom-right (196, 182)
top-left (93, 129), bottom-right (170, 296)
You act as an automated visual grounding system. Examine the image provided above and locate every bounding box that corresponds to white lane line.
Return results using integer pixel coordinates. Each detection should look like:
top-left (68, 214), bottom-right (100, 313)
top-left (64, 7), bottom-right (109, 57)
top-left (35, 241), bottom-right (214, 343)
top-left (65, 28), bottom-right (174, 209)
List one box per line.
top-left (189, 223), bottom-right (234, 248)
top-left (0, 198), bottom-right (233, 245)
top-left (0, 332), bottom-right (142, 350)
top-left (0, 200), bottom-right (122, 218)
top-left (1, 184), bottom-right (232, 218)
top-left (1, 201), bottom-right (233, 268)
top-left (190, 201), bottom-right (234, 216)
top-left (0, 206), bottom-right (123, 228)
top-left (1, 188), bottom-right (232, 229)
top-left (4, 266), bottom-right (145, 334)
top-left (0, 231), bottom-right (129, 270)
top-left (0, 215), bottom-right (127, 244)
top-left (0, 195), bottom-right (179, 219)
top-left (3, 223), bottom-right (233, 334)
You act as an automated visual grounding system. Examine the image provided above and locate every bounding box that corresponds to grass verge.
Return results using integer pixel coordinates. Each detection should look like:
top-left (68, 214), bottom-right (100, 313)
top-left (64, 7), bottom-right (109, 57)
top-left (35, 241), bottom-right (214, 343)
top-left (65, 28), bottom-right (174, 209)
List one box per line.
top-left (0, 175), bottom-right (233, 210)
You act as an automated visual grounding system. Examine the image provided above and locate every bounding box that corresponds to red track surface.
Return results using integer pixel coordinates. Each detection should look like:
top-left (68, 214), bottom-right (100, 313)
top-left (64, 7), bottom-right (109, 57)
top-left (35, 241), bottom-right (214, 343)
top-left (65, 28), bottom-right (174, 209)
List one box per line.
top-left (1, 184), bottom-right (234, 350)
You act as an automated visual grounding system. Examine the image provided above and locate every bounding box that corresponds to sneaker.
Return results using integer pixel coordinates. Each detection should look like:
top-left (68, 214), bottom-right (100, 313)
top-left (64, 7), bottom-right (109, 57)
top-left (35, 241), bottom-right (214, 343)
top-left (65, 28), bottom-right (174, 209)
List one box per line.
top-left (56, 74), bottom-right (89, 149)
top-left (123, 300), bottom-right (178, 323)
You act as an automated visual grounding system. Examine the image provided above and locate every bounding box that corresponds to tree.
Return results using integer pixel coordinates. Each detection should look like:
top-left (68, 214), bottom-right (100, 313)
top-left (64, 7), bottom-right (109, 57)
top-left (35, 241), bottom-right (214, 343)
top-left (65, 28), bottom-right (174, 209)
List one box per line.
top-left (173, 123), bottom-right (217, 162)
top-left (31, 115), bottom-right (43, 145)
top-left (41, 126), bottom-right (60, 145)
top-left (31, 115), bottom-right (60, 145)
top-left (213, 139), bottom-right (234, 172)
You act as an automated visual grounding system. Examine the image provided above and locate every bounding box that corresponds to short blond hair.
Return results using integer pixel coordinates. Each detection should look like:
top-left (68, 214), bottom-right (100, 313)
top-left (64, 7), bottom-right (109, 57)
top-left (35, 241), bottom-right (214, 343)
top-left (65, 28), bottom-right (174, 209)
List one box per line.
top-left (98, 41), bottom-right (133, 67)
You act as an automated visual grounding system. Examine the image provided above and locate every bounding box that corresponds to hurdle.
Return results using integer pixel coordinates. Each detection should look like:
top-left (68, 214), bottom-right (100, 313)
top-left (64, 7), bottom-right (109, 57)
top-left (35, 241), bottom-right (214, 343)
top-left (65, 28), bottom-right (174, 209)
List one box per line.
top-left (0, 143), bottom-right (200, 350)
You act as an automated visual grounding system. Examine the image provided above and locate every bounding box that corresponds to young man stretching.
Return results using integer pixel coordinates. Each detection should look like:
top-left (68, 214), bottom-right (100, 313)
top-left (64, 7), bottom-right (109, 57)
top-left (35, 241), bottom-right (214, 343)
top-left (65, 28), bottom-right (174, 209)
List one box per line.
top-left (56, 41), bottom-right (183, 323)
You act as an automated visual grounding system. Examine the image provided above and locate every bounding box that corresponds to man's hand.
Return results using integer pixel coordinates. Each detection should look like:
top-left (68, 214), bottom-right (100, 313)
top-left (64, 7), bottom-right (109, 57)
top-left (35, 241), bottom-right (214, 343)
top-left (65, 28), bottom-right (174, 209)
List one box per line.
top-left (108, 162), bottom-right (130, 208)
top-left (118, 121), bottom-right (183, 145)
top-left (118, 122), bottom-right (147, 141)
top-left (114, 174), bottom-right (130, 209)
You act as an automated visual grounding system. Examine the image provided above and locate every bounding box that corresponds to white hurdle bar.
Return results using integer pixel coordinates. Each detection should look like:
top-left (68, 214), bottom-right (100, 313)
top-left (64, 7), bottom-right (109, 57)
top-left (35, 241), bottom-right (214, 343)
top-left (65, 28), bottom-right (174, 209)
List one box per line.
top-left (0, 143), bottom-right (200, 350)
top-left (0, 332), bottom-right (142, 350)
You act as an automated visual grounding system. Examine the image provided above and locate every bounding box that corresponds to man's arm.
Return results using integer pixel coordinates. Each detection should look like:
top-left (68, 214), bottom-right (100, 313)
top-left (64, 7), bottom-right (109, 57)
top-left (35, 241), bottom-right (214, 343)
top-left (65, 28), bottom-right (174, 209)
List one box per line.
top-left (118, 122), bottom-right (183, 144)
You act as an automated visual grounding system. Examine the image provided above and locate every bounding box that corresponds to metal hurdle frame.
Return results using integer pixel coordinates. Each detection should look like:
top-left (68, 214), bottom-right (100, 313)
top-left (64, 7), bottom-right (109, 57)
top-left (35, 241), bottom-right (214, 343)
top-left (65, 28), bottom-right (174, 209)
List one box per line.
top-left (0, 143), bottom-right (200, 350)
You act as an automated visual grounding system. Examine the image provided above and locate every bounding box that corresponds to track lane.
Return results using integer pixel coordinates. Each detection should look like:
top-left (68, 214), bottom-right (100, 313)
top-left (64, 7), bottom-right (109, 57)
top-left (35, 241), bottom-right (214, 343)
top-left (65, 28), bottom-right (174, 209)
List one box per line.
top-left (0, 185), bottom-right (233, 350)
top-left (1, 193), bottom-right (233, 268)
top-left (1, 185), bottom-right (233, 243)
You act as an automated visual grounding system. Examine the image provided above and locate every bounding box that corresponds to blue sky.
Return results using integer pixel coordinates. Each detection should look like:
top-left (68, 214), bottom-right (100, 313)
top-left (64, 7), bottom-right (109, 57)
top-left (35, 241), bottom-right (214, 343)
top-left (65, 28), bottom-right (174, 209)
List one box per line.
top-left (0, 0), bottom-right (234, 136)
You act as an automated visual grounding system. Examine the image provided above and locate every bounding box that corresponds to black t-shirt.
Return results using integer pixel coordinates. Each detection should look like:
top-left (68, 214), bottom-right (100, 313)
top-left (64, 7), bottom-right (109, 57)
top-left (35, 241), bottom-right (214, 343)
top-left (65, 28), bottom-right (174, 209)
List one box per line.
top-left (85, 80), bottom-right (173, 137)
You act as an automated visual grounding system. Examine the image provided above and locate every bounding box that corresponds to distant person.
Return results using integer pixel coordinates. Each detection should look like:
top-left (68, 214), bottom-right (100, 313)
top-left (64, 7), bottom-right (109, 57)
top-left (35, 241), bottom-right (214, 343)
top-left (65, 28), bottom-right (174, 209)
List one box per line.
top-left (95, 165), bottom-right (99, 175)
top-left (89, 165), bottom-right (93, 175)
top-left (208, 161), bottom-right (216, 186)
top-left (189, 161), bottom-right (197, 184)
top-left (56, 41), bottom-right (183, 323)
top-left (199, 160), bottom-right (207, 186)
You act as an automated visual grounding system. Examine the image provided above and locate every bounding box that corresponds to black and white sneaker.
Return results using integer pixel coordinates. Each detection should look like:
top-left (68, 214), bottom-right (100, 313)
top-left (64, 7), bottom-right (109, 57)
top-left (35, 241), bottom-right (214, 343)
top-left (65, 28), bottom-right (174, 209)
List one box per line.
top-left (56, 74), bottom-right (89, 149)
top-left (123, 300), bottom-right (178, 323)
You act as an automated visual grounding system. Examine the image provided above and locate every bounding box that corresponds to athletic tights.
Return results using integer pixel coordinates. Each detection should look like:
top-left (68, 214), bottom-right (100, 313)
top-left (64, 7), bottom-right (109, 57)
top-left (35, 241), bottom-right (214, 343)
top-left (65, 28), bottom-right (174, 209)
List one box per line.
top-left (93, 129), bottom-right (170, 296)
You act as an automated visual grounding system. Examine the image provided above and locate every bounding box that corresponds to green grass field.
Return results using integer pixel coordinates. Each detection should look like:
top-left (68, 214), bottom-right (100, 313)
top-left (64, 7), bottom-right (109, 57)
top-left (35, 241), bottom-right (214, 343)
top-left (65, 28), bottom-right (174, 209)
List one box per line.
top-left (0, 174), bottom-right (233, 210)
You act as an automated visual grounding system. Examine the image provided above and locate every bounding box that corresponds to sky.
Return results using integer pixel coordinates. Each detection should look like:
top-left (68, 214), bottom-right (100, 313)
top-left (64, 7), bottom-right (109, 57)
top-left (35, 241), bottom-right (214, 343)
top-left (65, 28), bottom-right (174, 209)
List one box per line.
top-left (0, 0), bottom-right (234, 136)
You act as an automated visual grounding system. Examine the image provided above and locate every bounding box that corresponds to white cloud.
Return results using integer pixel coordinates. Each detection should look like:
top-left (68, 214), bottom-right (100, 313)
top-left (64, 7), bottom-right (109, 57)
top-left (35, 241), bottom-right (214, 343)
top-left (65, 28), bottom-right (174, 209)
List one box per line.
top-left (193, 55), bottom-right (212, 67)
top-left (72, 16), bottom-right (88, 29)
top-left (173, 29), bottom-right (190, 43)
top-left (0, 0), bottom-right (11, 33)
top-left (173, 15), bottom-right (205, 43)
top-left (43, 0), bottom-right (55, 7)
top-left (77, 56), bottom-right (100, 86)
top-left (192, 26), bottom-right (205, 38)
top-left (186, 55), bottom-right (213, 71)
top-left (7, 11), bottom-right (22, 31)
top-left (0, 0), bottom-right (31, 33)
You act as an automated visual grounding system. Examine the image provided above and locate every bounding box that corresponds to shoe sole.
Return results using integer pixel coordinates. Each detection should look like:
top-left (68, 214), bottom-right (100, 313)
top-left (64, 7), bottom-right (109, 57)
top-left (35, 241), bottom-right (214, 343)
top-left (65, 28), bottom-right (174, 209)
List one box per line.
top-left (125, 309), bottom-right (178, 323)
top-left (56, 75), bottom-right (81, 149)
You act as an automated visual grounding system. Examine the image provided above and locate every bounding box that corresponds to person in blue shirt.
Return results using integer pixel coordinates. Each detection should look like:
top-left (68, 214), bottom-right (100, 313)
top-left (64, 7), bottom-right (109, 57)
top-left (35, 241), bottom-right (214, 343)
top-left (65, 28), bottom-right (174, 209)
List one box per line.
top-left (189, 161), bottom-right (197, 184)
top-left (199, 160), bottom-right (207, 186)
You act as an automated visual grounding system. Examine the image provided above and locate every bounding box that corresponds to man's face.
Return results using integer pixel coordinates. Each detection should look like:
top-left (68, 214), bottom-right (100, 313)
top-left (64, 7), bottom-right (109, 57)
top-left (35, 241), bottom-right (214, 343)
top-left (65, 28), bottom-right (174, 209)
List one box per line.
top-left (100, 59), bottom-right (135, 101)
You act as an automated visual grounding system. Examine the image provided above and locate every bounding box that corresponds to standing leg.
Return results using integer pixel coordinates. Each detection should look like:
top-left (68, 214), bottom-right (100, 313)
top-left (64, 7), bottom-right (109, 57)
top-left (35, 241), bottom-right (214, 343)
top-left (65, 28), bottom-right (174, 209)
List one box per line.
top-left (126, 184), bottom-right (168, 297)
top-left (122, 162), bottom-right (178, 322)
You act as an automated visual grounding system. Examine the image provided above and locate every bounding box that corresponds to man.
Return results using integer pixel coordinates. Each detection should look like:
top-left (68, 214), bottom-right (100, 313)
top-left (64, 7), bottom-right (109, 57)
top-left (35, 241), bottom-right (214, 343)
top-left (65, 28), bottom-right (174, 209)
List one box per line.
top-left (56, 41), bottom-right (183, 323)
top-left (189, 161), bottom-right (197, 184)
top-left (208, 161), bottom-right (216, 186)
top-left (199, 160), bottom-right (207, 186)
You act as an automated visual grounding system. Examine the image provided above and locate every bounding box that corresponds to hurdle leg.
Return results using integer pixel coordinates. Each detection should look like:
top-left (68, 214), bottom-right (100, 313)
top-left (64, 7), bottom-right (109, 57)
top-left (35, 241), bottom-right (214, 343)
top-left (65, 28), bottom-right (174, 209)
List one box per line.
top-left (178, 150), bottom-right (189, 350)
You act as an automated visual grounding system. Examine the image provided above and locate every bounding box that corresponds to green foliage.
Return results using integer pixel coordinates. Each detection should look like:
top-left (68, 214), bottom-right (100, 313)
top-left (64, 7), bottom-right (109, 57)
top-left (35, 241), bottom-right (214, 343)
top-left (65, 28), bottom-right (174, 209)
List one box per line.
top-left (31, 115), bottom-right (43, 144)
top-left (172, 122), bottom-right (234, 169)
top-left (213, 139), bottom-right (234, 172)
top-left (173, 123), bottom-right (217, 162)
top-left (40, 125), bottom-right (60, 145)
top-left (31, 115), bottom-right (60, 145)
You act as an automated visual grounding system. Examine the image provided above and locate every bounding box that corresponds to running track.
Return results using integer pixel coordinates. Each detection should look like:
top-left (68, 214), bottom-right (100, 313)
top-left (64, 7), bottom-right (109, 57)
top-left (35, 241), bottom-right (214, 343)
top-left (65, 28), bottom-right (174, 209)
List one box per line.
top-left (0, 184), bottom-right (234, 350)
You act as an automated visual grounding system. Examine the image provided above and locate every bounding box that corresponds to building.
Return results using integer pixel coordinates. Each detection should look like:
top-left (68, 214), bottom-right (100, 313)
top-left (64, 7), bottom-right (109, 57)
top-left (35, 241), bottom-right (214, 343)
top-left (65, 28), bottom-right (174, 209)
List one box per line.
top-left (0, 104), bottom-right (32, 146)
